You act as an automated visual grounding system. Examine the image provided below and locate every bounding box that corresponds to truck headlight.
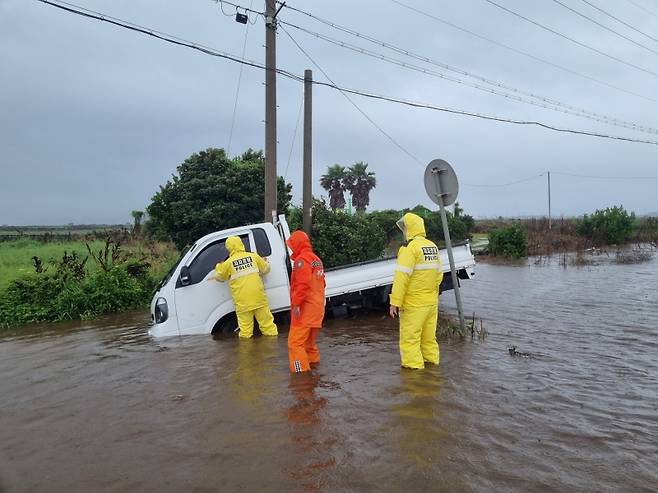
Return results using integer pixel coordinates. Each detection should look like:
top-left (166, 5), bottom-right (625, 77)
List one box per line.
top-left (154, 297), bottom-right (168, 324)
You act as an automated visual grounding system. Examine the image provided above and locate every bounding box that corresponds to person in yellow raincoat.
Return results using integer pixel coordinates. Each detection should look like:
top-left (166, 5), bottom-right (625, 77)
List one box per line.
top-left (389, 213), bottom-right (443, 369)
top-left (211, 236), bottom-right (278, 338)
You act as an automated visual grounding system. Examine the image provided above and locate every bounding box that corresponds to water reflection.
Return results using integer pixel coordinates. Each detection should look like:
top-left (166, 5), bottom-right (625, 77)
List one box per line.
top-left (391, 369), bottom-right (446, 466)
top-left (231, 336), bottom-right (279, 410)
top-left (285, 372), bottom-right (335, 492)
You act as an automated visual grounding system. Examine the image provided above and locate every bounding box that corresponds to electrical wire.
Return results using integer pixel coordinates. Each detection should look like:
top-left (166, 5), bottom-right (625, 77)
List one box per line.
top-left (36, 0), bottom-right (658, 147)
top-left (552, 171), bottom-right (658, 179)
top-left (579, 0), bottom-right (658, 44)
top-left (623, 0), bottom-right (658, 20)
top-left (284, 92), bottom-right (304, 180)
top-left (550, 0), bottom-right (658, 55)
top-left (388, 0), bottom-right (658, 104)
top-left (280, 19), bottom-right (658, 136)
top-left (214, 0), bottom-right (263, 19)
top-left (462, 173), bottom-right (545, 187)
top-left (227, 0), bottom-right (255, 155)
top-left (280, 24), bottom-right (424, 166)
top-left (481, 0), bottom-right (658, 78)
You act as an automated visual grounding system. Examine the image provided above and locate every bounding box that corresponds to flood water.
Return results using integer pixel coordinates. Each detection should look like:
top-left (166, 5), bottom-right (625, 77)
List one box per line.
top-left (1, 252), bottom-right (657, 492)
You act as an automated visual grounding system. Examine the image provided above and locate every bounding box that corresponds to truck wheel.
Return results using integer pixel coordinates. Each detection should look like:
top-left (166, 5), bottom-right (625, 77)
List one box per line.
top-left (212, 314), bottom-right (239, 338)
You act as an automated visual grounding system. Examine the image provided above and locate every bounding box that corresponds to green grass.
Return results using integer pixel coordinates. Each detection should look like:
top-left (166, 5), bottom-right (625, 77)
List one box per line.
top-left (0, 239), bottom-right (179, 291)
top-left (0, 240), bottom-right (102, 290)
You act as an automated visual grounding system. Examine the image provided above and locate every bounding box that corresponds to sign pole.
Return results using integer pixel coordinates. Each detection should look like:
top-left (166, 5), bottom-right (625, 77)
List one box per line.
top-left (432, 168), bottom-right (466, 333)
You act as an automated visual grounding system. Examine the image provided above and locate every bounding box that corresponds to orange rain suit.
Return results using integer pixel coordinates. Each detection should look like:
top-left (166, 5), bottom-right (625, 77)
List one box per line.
top-left (286, 231), bottom-right (326, 373)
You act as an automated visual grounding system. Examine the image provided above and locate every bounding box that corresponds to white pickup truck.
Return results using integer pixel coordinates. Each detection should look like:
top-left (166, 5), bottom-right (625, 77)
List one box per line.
top-left (149, 216), bottom-right (476, 338)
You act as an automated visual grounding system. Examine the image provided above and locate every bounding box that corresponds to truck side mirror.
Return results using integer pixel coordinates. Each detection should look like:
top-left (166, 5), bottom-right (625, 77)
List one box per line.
top-left (180, 265), bottom-right (191, 286)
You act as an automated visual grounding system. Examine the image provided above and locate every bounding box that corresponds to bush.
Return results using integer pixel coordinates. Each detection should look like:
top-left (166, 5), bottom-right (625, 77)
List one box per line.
top-left (576, 205), bottom-right (635, 245)
top-left (404, 203), bottom-right (474, 244)
top-left (287, 200), bottom-right (387, 268)
top-left (0, 239), bottom-right (164, 329)
top-left (489, 225), bottom-right (528, 258)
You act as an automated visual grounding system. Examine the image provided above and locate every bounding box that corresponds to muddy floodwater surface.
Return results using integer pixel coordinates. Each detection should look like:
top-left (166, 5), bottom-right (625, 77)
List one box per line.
top-left (1, 254), bottom-right (657, 492)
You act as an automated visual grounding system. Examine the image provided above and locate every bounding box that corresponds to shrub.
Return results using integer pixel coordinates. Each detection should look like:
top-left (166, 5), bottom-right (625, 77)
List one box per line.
top-left (287, 200), bottom-right (387, 268)
top-left (404, 203), bottom-right (474, 244)
top-left (0, 239), bottom-right (164, 329)
top-left (576, 205), bottom-right (635, 245)
top-left (489, 225), bottom-right (528, 258)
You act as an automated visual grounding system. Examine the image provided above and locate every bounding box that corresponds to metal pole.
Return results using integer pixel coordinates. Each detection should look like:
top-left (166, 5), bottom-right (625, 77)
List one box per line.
top-left (433, 170), bottom-right (466, 333)
top-left (302, 69), bottom-right (312, 235)
top-left (548, 171), bottom-right (552, 230)
top-left (264, 0), bottom-right (278, 222)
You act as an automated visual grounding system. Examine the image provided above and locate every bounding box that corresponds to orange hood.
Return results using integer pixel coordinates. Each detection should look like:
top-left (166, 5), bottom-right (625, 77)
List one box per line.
top-left (286, 230), bottom-right (312, 260)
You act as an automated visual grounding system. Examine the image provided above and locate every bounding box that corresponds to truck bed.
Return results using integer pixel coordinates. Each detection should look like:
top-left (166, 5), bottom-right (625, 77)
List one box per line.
top-left (325, 241), bottom-right (476, 298)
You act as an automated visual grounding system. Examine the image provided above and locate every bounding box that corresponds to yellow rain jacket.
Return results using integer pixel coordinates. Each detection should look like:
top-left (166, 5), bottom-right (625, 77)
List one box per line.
top-left (390, 213), bottom-right (443, 308)
top-left (215, 236), bottom-right (271, 313)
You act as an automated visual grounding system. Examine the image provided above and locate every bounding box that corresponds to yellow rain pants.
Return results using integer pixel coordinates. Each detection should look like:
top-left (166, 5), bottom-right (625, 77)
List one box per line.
top-left (215, 236), bottom-right (278, 338)
top-left (236, 306), bottom-right (278, 339)
top-left (390, 213), bottom-right (443, 369)
top-left (399, 305), bottom-right (440, 369)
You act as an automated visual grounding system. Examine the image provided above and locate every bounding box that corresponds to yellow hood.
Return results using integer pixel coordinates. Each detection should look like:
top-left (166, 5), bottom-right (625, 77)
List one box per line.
top-left (225, 236), bottom-right (246, 254)
top-left (398, 212), bottom-right (426, 241)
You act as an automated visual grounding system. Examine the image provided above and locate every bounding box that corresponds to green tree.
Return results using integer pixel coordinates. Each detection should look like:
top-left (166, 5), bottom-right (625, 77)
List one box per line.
top-left (146, 148), bottom-right (292, 249)
top-left (287, 199), bottom-right (386, 268)
top-left (319, 164), bottom-right (347, 211)
top-left (576, 205), bottom-right (635, 245)
top-left (344, 162), bottom-right (376, 214)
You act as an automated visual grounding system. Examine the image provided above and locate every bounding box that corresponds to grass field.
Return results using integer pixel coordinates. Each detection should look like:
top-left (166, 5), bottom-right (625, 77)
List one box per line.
top-left (0, 238), bottom-right (179, 291)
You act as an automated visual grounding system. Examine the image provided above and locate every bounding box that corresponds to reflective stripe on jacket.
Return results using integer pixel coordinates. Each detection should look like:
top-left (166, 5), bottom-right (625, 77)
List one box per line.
top-left (215, 236), bottom-right (271, 313)
top-left (287, 231), bottom-right (326, 328)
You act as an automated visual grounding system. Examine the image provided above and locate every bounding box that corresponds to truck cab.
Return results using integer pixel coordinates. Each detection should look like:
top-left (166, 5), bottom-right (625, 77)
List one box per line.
top-left (150, 219), bottom-right (291, 338)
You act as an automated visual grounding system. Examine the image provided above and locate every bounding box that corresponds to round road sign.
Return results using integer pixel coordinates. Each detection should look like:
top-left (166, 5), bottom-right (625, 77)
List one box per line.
top-left (424, 159), bottom-right (459, 206)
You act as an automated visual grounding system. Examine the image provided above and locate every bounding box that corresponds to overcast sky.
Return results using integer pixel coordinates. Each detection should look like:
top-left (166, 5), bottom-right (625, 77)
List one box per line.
top-left (1, 0), bottom-right (657, 225)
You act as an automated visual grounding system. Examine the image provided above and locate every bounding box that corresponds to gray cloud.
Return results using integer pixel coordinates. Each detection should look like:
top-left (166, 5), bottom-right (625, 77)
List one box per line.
top-left (1, 0), bottom-right (656, 225)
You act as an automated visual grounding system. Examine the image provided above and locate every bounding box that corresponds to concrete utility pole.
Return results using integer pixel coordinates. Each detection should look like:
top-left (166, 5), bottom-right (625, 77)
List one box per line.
top-left (264, 0), bottom-right (278, 222)
top-left (548, 171), bottom-right (552, 230)
top-left (302, 69), bottom-right (313, 235)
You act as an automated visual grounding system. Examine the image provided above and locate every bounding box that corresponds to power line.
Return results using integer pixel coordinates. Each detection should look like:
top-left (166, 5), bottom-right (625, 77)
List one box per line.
top-left (388, 0), bottom-right (658, 105)
top-left (284, 91), bottom-right (304, 180)
top-left (280, 18), bottom-right (658, 136)
top-left (552, 171), bottom-right (658, 179)
top-left (227, 0), bottom-right (255, 155)
top-left (550, 0), bottom-right (658, 55)
top-left (579, 0), bottom-right (658, 44)
top-left (279, 24), bottom-right (424, 166)
top-left (623, 0), bottom-right (658, 20)
top-left (481, 0), bottom-right (658, 78)
top-left (214, 0), bottom-right (262, 23)
top-left (279, 2), bottom-right (658, 130)
top-left (462, 173), bottom-right (545, 188)
top-left (36, 0), bottom-right (658, 147)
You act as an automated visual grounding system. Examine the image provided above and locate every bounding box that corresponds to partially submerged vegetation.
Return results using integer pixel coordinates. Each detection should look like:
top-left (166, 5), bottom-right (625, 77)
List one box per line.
top-left (0, 236), bottom-right (177, 329)
top-left (437, 311), bottom-right (487, 341)
top-left (477, 206), bottom-right (657, 261)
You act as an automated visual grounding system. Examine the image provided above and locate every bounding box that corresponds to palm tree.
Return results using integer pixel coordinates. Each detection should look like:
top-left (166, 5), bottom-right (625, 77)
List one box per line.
top-left (131, 210), bottom-right (144, 236)
top-left (319, 164), bottom-right (347, 211)
top-left (344, 162), bottom-right (376, 214)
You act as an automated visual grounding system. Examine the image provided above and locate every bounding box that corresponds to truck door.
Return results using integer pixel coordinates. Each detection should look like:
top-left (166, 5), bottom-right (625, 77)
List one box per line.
top-left (251, 227), bottom-right (290, 312)
top-left (174, 233), bottom-right (251, 334)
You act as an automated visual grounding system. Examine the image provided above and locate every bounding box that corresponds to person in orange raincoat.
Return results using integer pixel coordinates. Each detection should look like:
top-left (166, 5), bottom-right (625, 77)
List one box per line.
top-left (286, 231), bottom-right (326, 373)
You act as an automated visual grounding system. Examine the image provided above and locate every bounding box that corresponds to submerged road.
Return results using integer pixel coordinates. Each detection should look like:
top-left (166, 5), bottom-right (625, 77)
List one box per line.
top-left (1, 255), bottom-right (657, 492)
